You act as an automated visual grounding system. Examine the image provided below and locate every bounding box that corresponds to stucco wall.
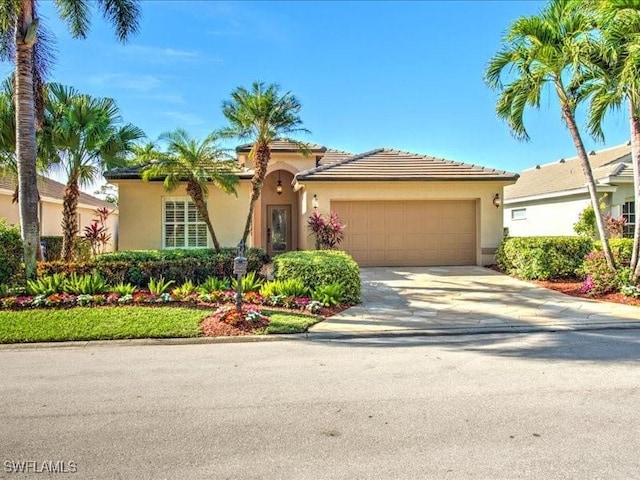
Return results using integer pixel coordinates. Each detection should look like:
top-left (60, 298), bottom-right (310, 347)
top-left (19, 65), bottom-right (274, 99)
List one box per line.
top-left (115, 180), bottom-right (252, 251)
top-left (298, 181), bottom-right (510, 266)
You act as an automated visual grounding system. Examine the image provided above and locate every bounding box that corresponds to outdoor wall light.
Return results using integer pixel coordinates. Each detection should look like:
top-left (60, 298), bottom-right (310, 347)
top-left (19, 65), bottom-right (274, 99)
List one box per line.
top-left (276, 171), bottom-right (283, 195)
top-left (492, 193), bottom-right (501, 208)
top-left (312, 194), bottom-right (319, 210)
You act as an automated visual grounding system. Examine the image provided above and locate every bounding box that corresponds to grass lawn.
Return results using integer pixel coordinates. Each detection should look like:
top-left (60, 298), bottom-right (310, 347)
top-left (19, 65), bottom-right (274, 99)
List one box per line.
top-left (0, 307), bottom-right (211, 343)
top-left (262, 310), bottom-right (322, 334)
top-left (0, 306), bottom-right (323, 343)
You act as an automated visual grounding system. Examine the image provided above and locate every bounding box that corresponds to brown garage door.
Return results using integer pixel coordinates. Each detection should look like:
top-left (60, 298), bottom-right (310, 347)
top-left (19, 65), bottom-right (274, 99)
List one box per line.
top-left (331, 200), bottom-right (477, 267)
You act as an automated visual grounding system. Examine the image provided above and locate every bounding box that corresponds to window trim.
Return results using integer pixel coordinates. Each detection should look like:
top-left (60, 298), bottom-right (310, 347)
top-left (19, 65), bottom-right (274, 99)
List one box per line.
top-left (162, 197), bottom-right (209, 249)
top-left (511, 208), bottom-right (527, 221)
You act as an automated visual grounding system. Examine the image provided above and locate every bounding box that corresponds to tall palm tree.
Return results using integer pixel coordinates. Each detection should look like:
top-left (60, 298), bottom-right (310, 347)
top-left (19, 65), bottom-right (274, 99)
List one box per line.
top-left (576, 1), bottom-right (640, 278)
top-left (221, 81), bottom-right (309, 245)
top-left (0, 0), bottom-right (141, 279)
top-left (140, 129), bottom-right (239, 253)
top-left (485, 0), bottom-right (616, 270)
top-left (44, 83), bottom-right (144, 261)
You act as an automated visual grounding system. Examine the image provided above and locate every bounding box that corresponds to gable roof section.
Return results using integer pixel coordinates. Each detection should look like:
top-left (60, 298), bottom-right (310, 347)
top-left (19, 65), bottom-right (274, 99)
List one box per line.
top-left (505, 143), bottom-right (632, 200)
top-left (0, 174), bottom-right (115, 209)
top-left (296, 148), bottom-right (518, 181)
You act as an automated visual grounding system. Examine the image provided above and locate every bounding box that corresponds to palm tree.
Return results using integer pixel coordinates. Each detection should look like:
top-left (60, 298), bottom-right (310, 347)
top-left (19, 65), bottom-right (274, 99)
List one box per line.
top-left (485, 0), bottom-right (616, 270)
top-left (44, 83), bottom-right (144, 261)
top-left (575, 1), bottom-right (640, 278)
top-left (140, 129), bottom-right (239, 253)
top-left (221, 81), bottom-right (309, 245)
top-left (0, 0), bottom-right (141, 279)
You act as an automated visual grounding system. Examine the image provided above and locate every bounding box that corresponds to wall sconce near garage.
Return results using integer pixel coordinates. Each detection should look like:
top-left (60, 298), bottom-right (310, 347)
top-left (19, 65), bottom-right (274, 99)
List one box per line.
top-left (312, 194), bottom-right (319, 210)
top-left (492, 193), bottom-right (501, 208)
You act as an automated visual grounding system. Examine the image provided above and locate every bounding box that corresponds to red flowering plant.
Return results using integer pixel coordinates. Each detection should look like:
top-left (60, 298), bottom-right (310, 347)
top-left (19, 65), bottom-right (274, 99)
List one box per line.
top-left (307, 211), bottom-right (346, 249)
top-left (212, 305), bottom-right (269, 327)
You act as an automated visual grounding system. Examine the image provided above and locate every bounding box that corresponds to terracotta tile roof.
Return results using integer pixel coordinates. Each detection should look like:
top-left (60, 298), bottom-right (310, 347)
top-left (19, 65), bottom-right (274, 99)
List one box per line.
top-left (318, 148), bottom-right (352, 166)
top-left (104, 162), bottom-right (254, 180)
top-left (296, 148), bottom-right (518, 181)
top-left (504, 143), bottom-right (632, 200)
top-left (0, 174), bottom-right (115, 209)
top-left (236, 139), bottom-right (327, 153)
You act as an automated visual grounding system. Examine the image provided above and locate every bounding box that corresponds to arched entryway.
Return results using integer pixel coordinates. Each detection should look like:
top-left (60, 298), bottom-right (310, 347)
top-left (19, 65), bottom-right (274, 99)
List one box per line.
top-left (256, 169), bottom-right (298, 256)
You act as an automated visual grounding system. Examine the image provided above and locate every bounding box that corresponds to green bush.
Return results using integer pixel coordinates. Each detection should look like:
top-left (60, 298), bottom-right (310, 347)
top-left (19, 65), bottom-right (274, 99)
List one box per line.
top-left (0, 219), bottom-right (23, 284)
top-left (41, 236), bottom-right (92, 261)
top-left (593, 239), bottom-right (633, 266)
top-left (260, 278), bottom-right (309, 298)
top-left (579, 251), bottom-right (628, 296)
top-left (273, 250), bottom-right (360, 304)
top-left (37, 248), bottom-right (269, 287)
top-left (311, 282), bottom-right (345, 306)
top-left (496, 236), bottom-right (593, 280)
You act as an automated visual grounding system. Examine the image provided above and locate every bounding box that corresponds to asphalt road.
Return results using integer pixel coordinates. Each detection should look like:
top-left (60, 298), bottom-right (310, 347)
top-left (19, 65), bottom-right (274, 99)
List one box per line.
top-left (1, 330), bottom-right (640, 479)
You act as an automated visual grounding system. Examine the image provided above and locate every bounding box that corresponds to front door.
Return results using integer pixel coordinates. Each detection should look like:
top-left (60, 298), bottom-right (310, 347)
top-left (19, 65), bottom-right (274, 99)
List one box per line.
top-left (267, 205), bottom-right (291, 257)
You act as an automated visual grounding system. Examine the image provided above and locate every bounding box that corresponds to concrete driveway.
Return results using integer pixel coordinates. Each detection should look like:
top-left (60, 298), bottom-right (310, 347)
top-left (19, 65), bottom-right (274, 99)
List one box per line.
top-left (309, 266), bottom-right (640, 336)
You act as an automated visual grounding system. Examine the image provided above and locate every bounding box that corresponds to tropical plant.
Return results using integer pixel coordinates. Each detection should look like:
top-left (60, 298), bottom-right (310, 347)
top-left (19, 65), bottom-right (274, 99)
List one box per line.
top-left (311, 282), bottom-right (346, 307)
top-left (573, 0), bottom-right (640, 278)
top-left (307, 210), bottom-right (346, 250)
top-left (26, 273), bottom-right (66, 296)
top-left (62, 272), bottom-right (108, 295)
top-left (221, 81), bottom-right (309, 244)
top-left (197, 276), bottom-right (231, 294)
top-left (140, 129), bottom-right (239, 252)
top-left (485, 0), bottom-right (615, 271)
top-left (259, 278), bottom-right (308, 298)
top-left (147, 276), bottom-right (175, 295)
top-left (231, 271), bottom-right (264, 292)
top-left (42, 83), bottom-right (144, 261)
top-left (0, 0), bottom-right (141, 280)
top-left (109, 282), bottom-right (136, 295)
top-left (171, 281), bottom-right (196, 301)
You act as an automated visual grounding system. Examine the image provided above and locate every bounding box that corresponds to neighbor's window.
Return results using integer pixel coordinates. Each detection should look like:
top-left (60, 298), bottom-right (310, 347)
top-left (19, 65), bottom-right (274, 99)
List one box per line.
top-left (163, 199), bottom-right (208, 248)
top-left (511, 208), bottom-right (527, 220)
top-left (622, 201), bottom-right (635, 238)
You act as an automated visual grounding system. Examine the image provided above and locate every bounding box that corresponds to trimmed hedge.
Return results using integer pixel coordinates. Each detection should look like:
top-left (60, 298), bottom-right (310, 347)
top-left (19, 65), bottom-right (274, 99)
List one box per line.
top-left (496, 236), bottom-right (593, 280)
top-left (273, 250), bottom-right (360, 304)
top-left (593, 238), bottom-right (633, 265)
top-left (37, 248), bottom-right (269, 287)
top-left (0, 220), bottom-right (23, 284)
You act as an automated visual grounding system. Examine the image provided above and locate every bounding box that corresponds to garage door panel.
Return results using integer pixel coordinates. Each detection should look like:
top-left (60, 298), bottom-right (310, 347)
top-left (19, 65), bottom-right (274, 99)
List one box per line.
top-left (331, 200), bottom-right (476, 267)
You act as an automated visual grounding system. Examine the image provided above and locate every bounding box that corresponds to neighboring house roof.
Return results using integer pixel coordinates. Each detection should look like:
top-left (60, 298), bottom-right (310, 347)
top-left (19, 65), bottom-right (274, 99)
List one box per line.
top-left (235, 139), bottom-right (327, 153)
top-left (0, 174), bottom-right (115, 210)
top-left (505, 143), bottom-right (632, 201)
top-left (295, 148), bottom-right (518, 181)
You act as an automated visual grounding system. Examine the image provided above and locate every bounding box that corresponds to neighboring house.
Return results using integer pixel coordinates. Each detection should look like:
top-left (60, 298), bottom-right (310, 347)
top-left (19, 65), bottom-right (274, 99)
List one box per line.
top-left (105, 140), bottom-right (517, 267)
top-left (0, 174), bottom-right (119, 251)
top-left (504, 143), bottom-right (634, 238)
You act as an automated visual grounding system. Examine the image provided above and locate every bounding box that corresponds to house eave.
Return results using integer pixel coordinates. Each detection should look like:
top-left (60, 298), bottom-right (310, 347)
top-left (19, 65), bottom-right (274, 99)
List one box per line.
top-left (295, 175), bottom-right (519, 182)
top-left (504, 185), bottom-right (618, 204)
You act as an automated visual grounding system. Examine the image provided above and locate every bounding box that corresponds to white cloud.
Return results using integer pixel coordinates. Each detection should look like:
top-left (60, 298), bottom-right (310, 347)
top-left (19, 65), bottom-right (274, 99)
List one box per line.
top-left (88, 73), bottom-right (163, 92)
top-left (160, 111), bottom-right (205, 126)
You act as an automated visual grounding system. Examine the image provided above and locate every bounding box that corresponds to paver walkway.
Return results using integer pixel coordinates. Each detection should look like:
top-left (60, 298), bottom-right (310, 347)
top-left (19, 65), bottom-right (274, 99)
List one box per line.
top-left (309, 266), bottom-right (640, 336)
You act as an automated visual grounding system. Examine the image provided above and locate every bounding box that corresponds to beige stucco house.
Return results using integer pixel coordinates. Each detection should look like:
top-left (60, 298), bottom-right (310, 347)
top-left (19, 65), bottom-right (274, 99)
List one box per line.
top-left (504, 143), bottom-right (634, 238)
top-left (105, 140), bottom-right (517, 267)
top-left (0, 174), bottom-right (119, 251)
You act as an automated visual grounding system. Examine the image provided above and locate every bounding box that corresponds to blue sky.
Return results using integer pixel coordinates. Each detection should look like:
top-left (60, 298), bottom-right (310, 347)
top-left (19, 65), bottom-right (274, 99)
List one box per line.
top-left (2, 0), bottom-right (632, 183)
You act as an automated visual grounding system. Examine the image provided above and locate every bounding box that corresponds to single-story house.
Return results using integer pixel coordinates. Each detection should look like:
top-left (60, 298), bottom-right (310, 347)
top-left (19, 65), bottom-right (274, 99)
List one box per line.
top-left (105, 140), bottom-right (518, 267)
top-left (504, 143), bottom-right (634, 237)
top-left (0, 174), bottom-right (119, 251)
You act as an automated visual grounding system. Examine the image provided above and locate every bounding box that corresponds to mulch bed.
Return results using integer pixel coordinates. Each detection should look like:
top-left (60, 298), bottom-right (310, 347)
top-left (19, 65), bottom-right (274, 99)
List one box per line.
top-left (200, 316), bottom-right (269, 336)
top-left (534, 279), bottom-right (640, 307)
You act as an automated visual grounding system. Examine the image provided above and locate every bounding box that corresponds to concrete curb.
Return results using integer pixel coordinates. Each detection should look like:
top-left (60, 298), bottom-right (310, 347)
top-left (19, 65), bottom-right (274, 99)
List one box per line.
top-left (305, 322), bottom-right (640, 341)
top-left (0, 334), bottom-right (307, 350)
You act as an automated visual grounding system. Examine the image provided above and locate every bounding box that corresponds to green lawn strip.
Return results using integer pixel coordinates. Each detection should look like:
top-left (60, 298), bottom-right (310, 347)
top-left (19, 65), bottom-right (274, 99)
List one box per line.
top-left (0, 306), bottom-right (212, 343)
top-left (260, 310), bottom-right (321, 334)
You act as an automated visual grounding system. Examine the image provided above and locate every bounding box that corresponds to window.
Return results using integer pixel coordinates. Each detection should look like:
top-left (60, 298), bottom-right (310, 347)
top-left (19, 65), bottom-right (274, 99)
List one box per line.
top-left (163, 199), bottom-right (208, 248)
top-left (622, 201), bottom-right (635, 238)
top-left (511, 208), bottom-right (527, 220)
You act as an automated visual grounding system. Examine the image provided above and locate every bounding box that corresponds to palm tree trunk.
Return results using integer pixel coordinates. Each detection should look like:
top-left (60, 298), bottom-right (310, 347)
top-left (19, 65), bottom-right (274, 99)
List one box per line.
top-left (241, 141), bottom-right (270, 245)
top-left (186, 180), bottom-right (221, 253)
top-left (15, 0), bottom-right (40, 280)
top-left (61, 174), bottom-right (80, 262)
top-left (629, 100), bottom-right (640, 280)
top-left (561, 104), bottom-right (615, 270)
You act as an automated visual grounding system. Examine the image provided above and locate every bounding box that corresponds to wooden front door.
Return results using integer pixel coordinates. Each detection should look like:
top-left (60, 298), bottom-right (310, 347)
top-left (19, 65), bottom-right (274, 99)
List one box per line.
top-left (267, 205), bottom-right (292, 257)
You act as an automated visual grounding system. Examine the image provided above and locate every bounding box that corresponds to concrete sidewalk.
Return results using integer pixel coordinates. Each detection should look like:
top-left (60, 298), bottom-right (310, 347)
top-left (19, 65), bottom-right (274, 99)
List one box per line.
top-left (308, 266), bottom-right (640, 338)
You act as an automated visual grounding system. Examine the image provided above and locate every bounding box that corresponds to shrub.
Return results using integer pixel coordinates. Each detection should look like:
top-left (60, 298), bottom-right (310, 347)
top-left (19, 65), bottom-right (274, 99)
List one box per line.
top-left (593, 238), bottom-right (633, 266)
top-left (0, 219), bottom-right (23, 284)
top-left (496, 236), bottom-right (593, 280)
top-left (579, 251), bottom-right (620, 296)
top-left (574, 206), bottom-right (597, 238)
top-left (273, 250), bottom-right (360, 304)
top-left (38, 248), bottom-right (269, 287)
